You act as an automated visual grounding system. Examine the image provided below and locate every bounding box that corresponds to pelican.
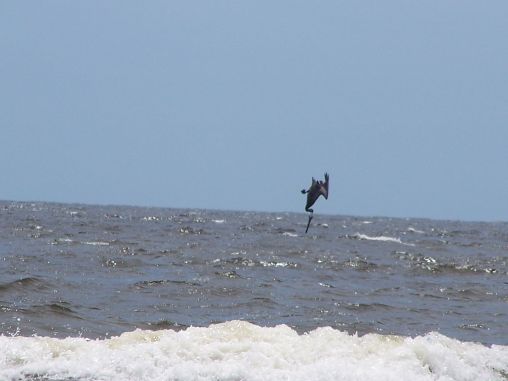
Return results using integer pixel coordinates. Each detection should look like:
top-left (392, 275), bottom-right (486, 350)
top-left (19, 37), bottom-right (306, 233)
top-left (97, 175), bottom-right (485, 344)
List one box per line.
top-left (301, 173), bottom-right (329, 233)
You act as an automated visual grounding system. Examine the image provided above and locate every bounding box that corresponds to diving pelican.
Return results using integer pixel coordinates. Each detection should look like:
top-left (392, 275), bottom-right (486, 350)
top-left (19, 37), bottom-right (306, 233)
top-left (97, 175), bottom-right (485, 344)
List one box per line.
top-left (301, 173), bottom-right (329, 233)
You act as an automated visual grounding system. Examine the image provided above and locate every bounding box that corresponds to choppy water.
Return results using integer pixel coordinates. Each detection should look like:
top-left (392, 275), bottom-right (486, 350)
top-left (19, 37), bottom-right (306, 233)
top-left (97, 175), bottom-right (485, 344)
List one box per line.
top-left (1, 201), bottom-right (507, 380)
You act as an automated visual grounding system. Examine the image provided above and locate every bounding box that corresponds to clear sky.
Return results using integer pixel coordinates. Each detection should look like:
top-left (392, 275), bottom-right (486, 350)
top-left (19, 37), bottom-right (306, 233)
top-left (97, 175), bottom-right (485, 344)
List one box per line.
top-left (1, 1), bottom-right (507, 221)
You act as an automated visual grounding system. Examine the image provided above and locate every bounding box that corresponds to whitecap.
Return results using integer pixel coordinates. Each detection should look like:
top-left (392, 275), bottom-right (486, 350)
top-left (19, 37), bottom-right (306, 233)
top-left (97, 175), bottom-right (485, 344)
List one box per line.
top-left (142, 216), bottom-right (160, 221)
top-left (282, 232), bottom-right (298, 237)
top-left (407, 227), bottom-right (425, 234)
top-left (82, 241), bottom-right (110, 246)
top-left (353, 233), bottom-right (415, 246)
top-left (52, 238), bottom-right (74, 244)
top-left (0, 321), bottom-right (506, 381)
top-left (260, 261), bottom-right (289, 267)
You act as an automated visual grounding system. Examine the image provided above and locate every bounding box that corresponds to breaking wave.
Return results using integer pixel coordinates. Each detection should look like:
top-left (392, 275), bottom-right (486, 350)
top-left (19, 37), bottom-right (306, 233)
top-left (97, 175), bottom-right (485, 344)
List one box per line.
top-left (1, 321), bottom-right (506, 381)
top-left (351, 233), bottom-right (415, 246)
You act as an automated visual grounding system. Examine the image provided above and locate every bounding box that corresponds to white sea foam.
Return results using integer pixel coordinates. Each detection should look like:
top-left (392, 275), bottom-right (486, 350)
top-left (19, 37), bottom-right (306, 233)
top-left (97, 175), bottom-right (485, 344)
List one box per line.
top-left (260, 260), bottom-right (289, 267)
top-left (1, 321), bottom-right (506, 381)
top-left (82, 241), bottom-right (110, 246)
top-left (353, 233), bottom-right (415, 246)
top-left (51, 238), bottom-right (74, 245)
top-left (282, 232), bottom-right (298, 237)
top-left (142, 216), bottom-right (160, 221)
top-left (212, 219), bottom-right (225, 224)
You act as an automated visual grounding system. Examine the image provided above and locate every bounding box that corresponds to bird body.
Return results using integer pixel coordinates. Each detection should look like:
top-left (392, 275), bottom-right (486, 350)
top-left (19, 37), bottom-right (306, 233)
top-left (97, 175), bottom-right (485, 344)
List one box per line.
top-left (301, 173), bottom-right (329, 213)
top-left (301, 173), bottom-right (329, 233)
top-left (302, 173), bottom-right (330, 233)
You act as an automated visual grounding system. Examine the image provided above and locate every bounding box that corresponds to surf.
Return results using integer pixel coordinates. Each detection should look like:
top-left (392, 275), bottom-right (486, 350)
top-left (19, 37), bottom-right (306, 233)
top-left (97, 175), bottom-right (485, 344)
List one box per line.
top-left (1, 321), bottom-right (506, 381)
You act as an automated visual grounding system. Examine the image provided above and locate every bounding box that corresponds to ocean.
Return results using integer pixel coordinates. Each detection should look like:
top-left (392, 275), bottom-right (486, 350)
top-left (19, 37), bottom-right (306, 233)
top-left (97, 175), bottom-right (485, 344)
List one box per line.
top-left (0, 201), bottom-right (507, 380)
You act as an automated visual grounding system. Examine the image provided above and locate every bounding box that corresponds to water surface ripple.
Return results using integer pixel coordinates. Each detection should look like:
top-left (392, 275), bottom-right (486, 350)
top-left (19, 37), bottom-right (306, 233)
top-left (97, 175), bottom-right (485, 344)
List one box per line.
top-left (0, 201), bottom-right (507, 345)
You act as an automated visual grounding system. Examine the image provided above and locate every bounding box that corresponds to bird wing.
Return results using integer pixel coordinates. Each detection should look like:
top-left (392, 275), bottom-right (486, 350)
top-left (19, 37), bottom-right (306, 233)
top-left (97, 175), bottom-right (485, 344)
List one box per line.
top-left (321, 173), bottom-right (329, 199)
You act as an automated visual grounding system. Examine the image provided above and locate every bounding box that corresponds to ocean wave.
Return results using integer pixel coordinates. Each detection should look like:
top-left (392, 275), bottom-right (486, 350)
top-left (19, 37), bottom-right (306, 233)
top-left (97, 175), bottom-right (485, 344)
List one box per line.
top-left (82, 241), bottom-right (110, 246)
top-left (0, 277), bottom-right (53, 292)
top-left (214, 257), bottom-right (299, 269)
top-left (393, 251), bottom-right (503, 275)
top-left (1, 321), bottom-right (506, 381)
top-left (351, 233), bottom-right (414, 246)
top-left (407, 227), bottom-right (425, 234)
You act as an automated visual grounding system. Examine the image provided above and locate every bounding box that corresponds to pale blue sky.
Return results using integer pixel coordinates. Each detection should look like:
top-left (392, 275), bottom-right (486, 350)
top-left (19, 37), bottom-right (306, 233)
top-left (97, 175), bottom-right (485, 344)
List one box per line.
top-left (1, 1), bottom-right (507, 221)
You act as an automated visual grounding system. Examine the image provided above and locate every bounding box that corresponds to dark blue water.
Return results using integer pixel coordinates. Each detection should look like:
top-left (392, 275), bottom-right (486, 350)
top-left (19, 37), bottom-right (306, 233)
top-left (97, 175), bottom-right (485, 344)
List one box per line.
top-left (1, 201), bottom-right (507, 345)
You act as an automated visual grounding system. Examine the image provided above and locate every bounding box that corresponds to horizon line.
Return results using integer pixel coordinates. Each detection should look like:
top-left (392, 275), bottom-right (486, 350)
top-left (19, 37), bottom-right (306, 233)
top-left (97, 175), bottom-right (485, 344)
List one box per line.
top-left (1, 198), bottom-right (504, 225)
